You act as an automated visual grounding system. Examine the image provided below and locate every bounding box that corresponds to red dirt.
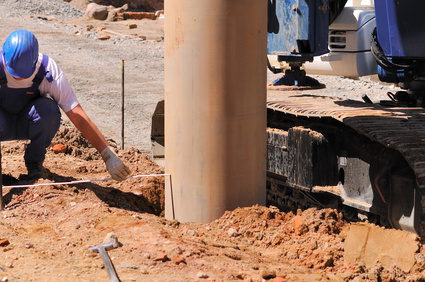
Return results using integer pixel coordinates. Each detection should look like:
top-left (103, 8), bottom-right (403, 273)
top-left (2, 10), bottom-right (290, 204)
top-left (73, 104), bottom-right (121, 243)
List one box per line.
top-left (0, 125), bottom-right (424, 281)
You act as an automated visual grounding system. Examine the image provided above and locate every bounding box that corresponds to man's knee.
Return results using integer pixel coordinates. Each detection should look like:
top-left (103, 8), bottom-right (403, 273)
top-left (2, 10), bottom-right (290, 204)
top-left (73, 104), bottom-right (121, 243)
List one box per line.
top-left (29, 98), bottom-right (61, 125)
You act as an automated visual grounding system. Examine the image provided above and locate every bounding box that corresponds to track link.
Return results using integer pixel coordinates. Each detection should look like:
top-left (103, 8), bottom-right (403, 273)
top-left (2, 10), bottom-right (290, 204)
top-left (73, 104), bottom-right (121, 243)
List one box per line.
top-left (267, 94), bottom-right (425, 238)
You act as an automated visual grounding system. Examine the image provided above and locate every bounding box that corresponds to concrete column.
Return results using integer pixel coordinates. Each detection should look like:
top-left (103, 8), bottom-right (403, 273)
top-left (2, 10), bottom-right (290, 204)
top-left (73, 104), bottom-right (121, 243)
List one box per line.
top-left (165, 0), bottom-right (267, 223)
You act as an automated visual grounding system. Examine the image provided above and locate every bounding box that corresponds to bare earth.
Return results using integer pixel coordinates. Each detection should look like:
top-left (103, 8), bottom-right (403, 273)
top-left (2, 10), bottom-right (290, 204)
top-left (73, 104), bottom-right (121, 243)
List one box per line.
top-left (0, 1), bottom-right (424, 282)
top-left (2, 129), bottom-right (425, 281)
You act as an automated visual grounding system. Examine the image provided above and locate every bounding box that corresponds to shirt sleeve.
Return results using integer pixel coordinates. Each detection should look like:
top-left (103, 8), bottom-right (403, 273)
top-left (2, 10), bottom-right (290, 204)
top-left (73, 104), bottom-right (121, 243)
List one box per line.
top-left (38, 55), bottom-right (79, 113)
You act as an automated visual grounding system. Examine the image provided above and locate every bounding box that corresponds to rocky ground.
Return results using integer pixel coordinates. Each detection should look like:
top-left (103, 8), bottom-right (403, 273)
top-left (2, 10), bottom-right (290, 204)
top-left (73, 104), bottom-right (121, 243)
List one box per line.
top-left (0, 0), bottom-right (424, 281)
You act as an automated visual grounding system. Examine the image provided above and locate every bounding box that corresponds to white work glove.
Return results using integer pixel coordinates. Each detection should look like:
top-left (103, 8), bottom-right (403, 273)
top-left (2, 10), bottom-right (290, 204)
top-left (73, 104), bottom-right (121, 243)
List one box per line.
top-left (101, 146), bottom-right (131, 181)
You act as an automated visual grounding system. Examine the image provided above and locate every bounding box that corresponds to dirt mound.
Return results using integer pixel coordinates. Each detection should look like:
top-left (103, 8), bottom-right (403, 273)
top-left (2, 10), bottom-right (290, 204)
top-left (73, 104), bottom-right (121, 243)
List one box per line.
top-left (51, 125), bottom-right (101, 161)
top-left (211, 206), bottom-right (347, 270)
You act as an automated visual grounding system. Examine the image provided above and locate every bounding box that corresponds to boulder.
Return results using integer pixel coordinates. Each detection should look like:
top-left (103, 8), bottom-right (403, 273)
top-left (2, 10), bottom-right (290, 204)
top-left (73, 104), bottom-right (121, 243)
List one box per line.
top-left (91, 0), bottom-right (163, 11)
top-left (84, 3), bottom-right (128, 21)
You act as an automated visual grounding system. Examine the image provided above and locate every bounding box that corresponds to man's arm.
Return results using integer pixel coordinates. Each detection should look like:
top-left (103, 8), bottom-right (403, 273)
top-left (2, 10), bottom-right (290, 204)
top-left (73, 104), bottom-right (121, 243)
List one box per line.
top-left (65, 104), bottom-right (131, 181)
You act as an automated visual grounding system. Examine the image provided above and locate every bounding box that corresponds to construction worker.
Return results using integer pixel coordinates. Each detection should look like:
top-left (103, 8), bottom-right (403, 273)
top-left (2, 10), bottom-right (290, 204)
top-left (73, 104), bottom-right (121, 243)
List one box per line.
top-left (0, 29), bottom-right (131, 180)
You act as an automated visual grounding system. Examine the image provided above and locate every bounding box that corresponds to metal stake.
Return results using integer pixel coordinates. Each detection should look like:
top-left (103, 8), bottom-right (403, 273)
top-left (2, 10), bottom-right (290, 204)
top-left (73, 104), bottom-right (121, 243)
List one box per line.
top-left (121, 59), bottom-right (125, 150)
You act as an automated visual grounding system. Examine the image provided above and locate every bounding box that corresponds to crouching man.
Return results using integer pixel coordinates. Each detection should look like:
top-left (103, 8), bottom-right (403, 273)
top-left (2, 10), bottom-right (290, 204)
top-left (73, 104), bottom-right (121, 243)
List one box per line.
top-left (0, 29), bottom-right (131, 180)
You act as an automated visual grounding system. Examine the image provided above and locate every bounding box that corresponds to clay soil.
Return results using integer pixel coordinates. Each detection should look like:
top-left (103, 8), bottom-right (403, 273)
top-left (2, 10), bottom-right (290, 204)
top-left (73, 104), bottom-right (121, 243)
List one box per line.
top-left (0, 127), bottom-right (425, 281)
top-left (0, 1), bottom-right (425, 281)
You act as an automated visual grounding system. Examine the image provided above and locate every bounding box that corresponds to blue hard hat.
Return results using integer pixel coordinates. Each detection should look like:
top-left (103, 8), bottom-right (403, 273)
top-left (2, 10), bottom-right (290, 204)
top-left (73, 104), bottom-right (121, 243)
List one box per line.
top-left (2, 30), bottom-right (39, 78)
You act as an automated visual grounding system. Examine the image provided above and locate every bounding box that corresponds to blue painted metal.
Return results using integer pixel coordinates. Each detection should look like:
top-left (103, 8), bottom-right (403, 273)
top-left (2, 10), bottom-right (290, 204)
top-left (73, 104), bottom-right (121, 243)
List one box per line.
top-left (267, 0), bottom-right (329, 62)
top-left (377, 65), bottom-right (404, 84)
top-left (374, 0), bottom-right (425, 59)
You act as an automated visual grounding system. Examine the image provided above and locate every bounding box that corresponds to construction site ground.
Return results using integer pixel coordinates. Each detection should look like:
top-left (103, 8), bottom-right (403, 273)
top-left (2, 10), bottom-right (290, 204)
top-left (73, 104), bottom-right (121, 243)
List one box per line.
top-left (0, 1), bottom-right (425, 281)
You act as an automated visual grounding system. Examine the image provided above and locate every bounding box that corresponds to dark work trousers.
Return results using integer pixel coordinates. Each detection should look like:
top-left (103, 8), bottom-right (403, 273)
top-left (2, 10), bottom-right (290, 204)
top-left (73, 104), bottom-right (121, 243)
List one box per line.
top-left (0, 97), bottom-right (61, 163)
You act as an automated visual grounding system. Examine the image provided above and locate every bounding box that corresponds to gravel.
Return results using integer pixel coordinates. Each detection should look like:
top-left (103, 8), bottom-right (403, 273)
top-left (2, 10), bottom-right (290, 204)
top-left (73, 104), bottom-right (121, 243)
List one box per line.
top-left (0, 0), bottom-right (164, 153)
top-left (1, 0), bottom-right (84, 19)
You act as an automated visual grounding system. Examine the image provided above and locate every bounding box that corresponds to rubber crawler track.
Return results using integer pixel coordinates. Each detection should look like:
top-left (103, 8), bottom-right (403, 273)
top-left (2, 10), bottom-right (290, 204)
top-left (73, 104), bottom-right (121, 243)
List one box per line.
top-left (267, 94), bottom-right (425, 237)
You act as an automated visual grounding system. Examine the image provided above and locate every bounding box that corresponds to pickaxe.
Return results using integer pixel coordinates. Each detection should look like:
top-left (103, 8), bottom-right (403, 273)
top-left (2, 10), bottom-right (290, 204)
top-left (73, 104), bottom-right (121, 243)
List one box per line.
top-left (89, 232), bottom-right (123, 282)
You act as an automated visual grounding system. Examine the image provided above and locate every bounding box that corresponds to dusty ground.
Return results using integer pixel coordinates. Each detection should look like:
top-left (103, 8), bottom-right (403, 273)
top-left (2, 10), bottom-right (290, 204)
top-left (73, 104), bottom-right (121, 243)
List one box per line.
top-left (0, 1), bottom-right (424, 281)
top-left (1, 129), bottom-right (425, 281)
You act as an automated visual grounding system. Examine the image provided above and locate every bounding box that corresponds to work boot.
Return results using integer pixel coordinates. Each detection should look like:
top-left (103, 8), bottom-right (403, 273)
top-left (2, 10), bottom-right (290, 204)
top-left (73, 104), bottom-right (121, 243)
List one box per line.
top-left (25, 161), bottom-right (48, 179)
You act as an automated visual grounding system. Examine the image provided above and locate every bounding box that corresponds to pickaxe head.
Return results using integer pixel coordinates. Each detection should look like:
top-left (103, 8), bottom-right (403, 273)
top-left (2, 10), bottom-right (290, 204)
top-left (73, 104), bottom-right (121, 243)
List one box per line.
top-left (89, 232), bottom-right (123, 252)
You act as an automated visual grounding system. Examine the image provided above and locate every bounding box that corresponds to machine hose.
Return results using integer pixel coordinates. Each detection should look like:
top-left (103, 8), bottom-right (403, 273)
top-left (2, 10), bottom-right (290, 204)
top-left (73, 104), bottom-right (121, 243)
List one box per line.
top-left (370, 28), bottom-right (414, 73)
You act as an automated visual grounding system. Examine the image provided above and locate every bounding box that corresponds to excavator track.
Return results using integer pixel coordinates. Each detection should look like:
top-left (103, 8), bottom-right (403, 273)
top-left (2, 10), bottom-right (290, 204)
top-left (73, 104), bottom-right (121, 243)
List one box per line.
top-left (266, 94), bottom-right (425, 238)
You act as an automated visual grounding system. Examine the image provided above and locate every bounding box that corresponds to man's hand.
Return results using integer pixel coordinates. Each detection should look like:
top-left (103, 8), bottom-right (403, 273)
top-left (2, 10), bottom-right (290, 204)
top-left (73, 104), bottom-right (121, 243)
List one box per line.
top-left (101, 146), bottom-right (131, 181)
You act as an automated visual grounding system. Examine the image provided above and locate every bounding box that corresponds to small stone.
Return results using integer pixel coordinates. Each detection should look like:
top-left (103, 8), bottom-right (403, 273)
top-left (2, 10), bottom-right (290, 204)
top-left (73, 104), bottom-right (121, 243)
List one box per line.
top-left (153, 253), bottom-right (168, 262)
top-left (228, 228), bottom-right (238, 237)
top-left (2, 277), bottom-right (8, 282)
top-left (52, 144), bottom-right (66, 154)
top-left (0, 239), bottom-right (9, 247)
top-left (25, 242), bottom-right (34, 249)
top-left (84, 24), bottom-right (94, 31)
top-left (118, 264), bottom-right (139, 269)
top-left (141, 252), bottom-right (150, 260)
top-left (127, 23), bottom-right (137, 29)
top-left (76, 166), bottom-right (88, 173)
top-left (140, 266), bottom-right (149, 274)
top-left (135, 35), bottom-right (146, 40)
top-left (98, 36), bottom-right (110, 41)
top-left (270, 276), bottom-right (286, 282)
top-left (196, 272), bottom-right (209, 279)
top-left (292, 215), bottom-right (308, 236)
top-left (261, 268), bottom-right (276, 280)
top-left (172, 254), bottom-right (186, 265)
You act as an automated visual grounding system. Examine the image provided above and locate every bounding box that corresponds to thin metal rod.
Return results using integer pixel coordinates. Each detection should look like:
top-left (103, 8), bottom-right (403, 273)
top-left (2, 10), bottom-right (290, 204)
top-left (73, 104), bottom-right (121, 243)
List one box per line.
top-left (98, 246), bottom-right (121, 282)
top-left (2, 173), bottom-right (170, 189)
top-left (168, 174), bottom-right (175, 219)
top-left (121, 59), bottom-right (125, 150)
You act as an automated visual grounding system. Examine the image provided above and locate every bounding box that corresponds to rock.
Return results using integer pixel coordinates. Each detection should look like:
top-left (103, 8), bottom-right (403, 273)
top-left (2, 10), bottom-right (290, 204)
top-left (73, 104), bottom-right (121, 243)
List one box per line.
top-left (196, 272), bottom-right (209, 279)
top-left (84, 3), bottom-right (128, 21)
top-left (292, 215), bottom-right (308, 236)
top-left (228, 228), bottom-right (238, 237)
top-left (84, 24), bottom-right (94, 31)
top-left (0, 239), bottom-right (10, 247)
top-left (153, 252), bottom-right (168, 262)
top-left (52, 144), bottom-right (67, 154)
top-left (25, 242), bottom-right (34, 249)
top-left (92, 0), bottom-right (163, 11)
top-left (261, 268), bottom-right (276, 279)
top-left (98, 35), bottom-right (111, 41)
top-left (141, 252), bottom-right (151, 260)
top-left (140, 266), bottom-right (149, 274)
top-left (172, 254), bottom-right (186, 265)
top-left (118, 264), bottom-right (139, 269)
top-left (314, 254), bottom-right (334, 269)
top-left (85, 3), bottom-right (109, 20)
top-left (270, 276), bottom-right (286, 282)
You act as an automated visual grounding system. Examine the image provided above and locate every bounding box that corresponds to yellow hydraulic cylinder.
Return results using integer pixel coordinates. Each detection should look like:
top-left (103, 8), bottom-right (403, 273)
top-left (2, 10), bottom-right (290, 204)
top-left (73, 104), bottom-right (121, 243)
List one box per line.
top-left (165, 0), bottom-right (267, 223)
